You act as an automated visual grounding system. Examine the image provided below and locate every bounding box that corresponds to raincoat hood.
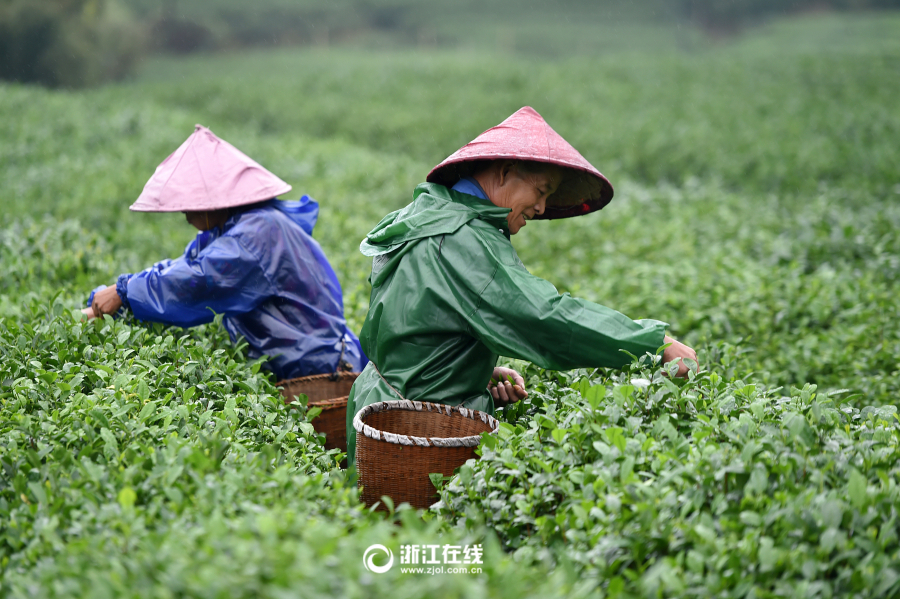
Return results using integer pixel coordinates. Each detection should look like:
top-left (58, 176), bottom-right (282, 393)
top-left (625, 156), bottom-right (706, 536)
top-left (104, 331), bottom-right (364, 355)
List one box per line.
top-left (360, 182), bottom-right (510, 258)
top-left (130, 125), bottom-right (292, 213)
top-left (263, 195), bottom-right (319, 236)
top-left (427, 106), bottom-right (614, 220)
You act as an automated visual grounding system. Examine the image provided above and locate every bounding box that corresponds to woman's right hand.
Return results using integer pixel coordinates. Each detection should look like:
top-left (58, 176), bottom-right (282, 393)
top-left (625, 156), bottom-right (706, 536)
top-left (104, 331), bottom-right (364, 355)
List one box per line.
top-left (662, 335), bottom-right (698, 378)
top-left (489, 367), bottom-right (528, 405)
top-left (91, 285), bottom-right (123, 318)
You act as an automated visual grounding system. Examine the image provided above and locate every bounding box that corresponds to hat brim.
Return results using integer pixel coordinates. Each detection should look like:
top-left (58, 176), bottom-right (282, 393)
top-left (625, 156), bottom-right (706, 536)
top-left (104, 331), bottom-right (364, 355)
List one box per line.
top-left (427, 158), bottom-right (614, 220)
top-left (129, 183), bottom-right (292, 213)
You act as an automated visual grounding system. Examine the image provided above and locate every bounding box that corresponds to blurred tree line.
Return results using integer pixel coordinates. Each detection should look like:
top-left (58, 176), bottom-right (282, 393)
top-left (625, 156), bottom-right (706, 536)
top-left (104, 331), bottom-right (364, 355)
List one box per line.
top-left (680, 0), bottom-right (900, 32)
top-left (132, 0), bottom-right (422, 53)
top-left (2, 0), bottom-right (898, 88)
top-left (0, 0), bottom-right (142, 88)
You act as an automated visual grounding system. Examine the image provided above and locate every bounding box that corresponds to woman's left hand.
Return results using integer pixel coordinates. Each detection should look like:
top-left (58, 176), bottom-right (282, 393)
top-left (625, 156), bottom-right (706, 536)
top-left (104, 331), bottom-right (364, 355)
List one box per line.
top-left (489, 367), bottom-right (528, 406)
top-left (91, 285), bottom-right (123, 318)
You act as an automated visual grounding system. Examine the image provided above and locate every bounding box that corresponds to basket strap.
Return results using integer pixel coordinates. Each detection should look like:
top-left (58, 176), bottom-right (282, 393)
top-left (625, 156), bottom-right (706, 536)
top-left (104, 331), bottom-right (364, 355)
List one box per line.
top-left (371, 362), bottom-right (409, 402)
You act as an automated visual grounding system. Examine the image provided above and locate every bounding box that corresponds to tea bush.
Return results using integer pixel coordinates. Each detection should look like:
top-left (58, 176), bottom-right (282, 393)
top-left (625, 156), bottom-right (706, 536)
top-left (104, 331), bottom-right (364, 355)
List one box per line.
top-left (0, 302), bottom-right (578, 598)
top-left (0, 302), bottom-right (333, 565)
top-left (437, 352), bottom-right (900, 596)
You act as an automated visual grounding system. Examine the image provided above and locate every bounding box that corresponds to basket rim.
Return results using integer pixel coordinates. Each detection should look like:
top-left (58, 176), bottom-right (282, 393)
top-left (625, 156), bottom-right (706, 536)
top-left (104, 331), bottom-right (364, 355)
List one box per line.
top-left (310, 396), bottom-right (349, 410)
top-left (353, 400), bottom-right (499, 448)
top-left (275, 371), bottom-right (360, 388)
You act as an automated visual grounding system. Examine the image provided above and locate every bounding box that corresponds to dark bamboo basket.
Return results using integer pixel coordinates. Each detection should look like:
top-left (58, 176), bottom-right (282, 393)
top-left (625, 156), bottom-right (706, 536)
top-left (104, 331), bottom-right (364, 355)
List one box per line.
top-left (354, 400), bottom-right (499, 510)
top-left (277, 372), bottom-right (359, 453)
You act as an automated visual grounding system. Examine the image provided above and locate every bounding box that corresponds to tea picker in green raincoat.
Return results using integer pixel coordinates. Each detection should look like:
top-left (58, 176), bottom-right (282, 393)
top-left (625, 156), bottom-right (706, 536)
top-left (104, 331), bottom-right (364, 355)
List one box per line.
top-left (346, 106), bottom-right (697, 467)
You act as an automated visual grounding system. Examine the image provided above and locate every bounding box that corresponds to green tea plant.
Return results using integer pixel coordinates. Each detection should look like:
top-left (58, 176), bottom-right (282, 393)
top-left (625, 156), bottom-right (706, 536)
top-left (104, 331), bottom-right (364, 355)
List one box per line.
top-left (0, 302), bottom-right (581, 597)
top-left (438, 350), bottom-right (900, 596)
top-left (0, 218), bottom-right (118, 316)
top-left (0, 301), bottom-right (334, 564)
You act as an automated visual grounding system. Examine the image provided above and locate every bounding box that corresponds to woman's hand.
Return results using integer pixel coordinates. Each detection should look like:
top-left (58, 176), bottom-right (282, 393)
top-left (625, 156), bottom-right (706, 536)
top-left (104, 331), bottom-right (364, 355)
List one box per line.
top-left (489, 367), bottom-right (528, 406)
top-left (662, 335), bottom-right (698, 378)
top-left (91, 286), bottom-right (123, 318)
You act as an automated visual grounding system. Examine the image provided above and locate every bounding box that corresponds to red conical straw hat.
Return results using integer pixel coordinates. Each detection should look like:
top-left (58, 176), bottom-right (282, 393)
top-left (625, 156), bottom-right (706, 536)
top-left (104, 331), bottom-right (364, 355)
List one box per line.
top-left (130, 125), bottom-right (292, 212)
top-left (427, 106), bottom-right (613, 220)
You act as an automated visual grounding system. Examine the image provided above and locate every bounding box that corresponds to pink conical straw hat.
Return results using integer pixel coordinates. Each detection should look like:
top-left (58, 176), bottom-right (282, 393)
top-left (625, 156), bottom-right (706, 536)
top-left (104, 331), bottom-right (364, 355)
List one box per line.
top-left (130, 125), bottom-right (292, 212)
top-left (427, 106), bottom-right (613, 220)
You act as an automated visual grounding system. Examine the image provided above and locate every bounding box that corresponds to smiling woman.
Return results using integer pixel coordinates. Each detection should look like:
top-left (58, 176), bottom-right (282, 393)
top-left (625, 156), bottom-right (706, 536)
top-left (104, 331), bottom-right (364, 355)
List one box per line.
top-left (344, 106), bottom-right (699, 467)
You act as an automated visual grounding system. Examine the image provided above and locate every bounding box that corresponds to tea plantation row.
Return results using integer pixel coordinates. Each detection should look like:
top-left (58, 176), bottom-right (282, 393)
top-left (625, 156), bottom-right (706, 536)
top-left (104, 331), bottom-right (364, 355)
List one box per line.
top-left (0, 304), bottom-right (576, 597)
top-left (440, 356), bottom-right (900, 596)
top-left (2, 15), bottom-right (900, 596)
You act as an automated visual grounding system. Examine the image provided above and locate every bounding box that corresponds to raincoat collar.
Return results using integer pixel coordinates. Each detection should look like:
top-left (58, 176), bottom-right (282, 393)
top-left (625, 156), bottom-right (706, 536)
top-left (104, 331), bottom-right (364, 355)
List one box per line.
top-left (186, 196), bottom-right (319, 259)
top-left (361, 182), bottom-right (509, 257)
top-left (451, 176), bottom-right (489, 201)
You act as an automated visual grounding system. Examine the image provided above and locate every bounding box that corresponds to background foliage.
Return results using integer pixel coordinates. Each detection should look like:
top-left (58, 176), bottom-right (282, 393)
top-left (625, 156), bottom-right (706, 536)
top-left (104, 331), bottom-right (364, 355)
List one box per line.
top-left (0, 0), bottom-right (142, 88)
top-left (1, 9), bottom-right (899, 597)
top-left (3, 0), bottom-right (900, 86)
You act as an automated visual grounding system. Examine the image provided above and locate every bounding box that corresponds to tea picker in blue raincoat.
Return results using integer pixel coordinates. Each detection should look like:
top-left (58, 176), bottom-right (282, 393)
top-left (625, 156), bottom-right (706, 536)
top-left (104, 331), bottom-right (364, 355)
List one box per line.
top-left (83, 125), bottom-right (366, 381)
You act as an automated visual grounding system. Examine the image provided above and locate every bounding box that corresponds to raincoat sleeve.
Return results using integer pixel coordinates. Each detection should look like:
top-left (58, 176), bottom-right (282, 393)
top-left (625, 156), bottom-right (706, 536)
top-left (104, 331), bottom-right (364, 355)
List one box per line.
top-left (118, 234), bottom-right (274, 328)
top-left (445, 226), bottom-right (667, 370)
top-left (85, 258), bottom-right (176, 309)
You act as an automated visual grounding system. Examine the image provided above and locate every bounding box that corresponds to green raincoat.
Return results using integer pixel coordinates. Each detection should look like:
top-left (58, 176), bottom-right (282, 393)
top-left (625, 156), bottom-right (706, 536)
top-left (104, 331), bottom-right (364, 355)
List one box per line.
top-left (345, 182), bottom-right (668, 467)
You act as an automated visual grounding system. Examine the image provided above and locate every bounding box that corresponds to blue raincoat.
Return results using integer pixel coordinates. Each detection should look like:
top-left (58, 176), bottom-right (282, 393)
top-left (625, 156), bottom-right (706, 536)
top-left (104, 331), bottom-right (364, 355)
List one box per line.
top-left (89, 196), bottom-right (366, 381)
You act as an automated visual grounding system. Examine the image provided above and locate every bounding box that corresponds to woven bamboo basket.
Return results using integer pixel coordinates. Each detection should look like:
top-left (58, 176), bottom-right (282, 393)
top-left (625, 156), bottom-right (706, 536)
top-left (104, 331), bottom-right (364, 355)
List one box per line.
top-left (354, 400), bottom-right (499, 510)
top-left (277, 372), bottom-right (359, 452)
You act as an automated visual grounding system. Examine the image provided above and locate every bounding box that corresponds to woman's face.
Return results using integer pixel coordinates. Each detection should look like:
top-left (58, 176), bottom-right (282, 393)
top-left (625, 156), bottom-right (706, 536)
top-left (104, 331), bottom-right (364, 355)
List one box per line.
top-left (492, 164), bottom-right (561, 234)
top-left (183, 209), bottom-right (230, 231)
top-left (183, 212), bottom-right (208, 231)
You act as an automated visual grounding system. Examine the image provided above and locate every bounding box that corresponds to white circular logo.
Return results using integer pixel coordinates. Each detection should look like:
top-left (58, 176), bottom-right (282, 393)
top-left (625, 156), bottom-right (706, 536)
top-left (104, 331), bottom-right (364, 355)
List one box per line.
top-left (363, 544), bottom-right (394, 574)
